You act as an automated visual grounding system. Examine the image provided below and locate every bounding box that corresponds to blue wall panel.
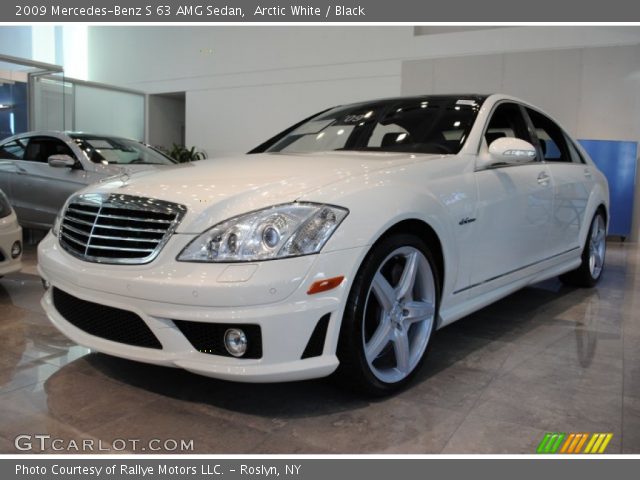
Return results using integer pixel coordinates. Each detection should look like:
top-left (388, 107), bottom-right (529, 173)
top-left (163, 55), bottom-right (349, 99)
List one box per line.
top-left (579, 139), bottom-right (637, 238)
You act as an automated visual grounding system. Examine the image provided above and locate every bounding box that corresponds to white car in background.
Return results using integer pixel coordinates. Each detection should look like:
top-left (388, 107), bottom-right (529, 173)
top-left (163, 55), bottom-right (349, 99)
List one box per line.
top-left (38, 94), bottom-right (609, 395)
top-left (0, 189), bottom-right (22, 277)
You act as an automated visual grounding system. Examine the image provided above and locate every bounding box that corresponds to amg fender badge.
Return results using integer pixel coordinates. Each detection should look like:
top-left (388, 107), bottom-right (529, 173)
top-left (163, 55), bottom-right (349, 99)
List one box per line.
top-left (459, 217), bottom-right (477, 225)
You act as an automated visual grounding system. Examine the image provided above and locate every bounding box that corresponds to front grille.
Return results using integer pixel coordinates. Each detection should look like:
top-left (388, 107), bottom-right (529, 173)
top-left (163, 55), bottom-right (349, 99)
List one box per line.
top-left (52, 288), bottom-right (162, 349)
top-left (173, 320), bottom-right (263, 359)
top-left (59, 193), bottom-right (186, 265)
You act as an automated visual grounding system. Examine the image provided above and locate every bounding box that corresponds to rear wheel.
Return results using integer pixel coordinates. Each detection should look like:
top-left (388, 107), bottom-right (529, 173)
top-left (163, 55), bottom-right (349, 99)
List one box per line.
top-left (337, 234), bottom-right (439, 396)
top-left (560, 211), bottom-right (606, 287)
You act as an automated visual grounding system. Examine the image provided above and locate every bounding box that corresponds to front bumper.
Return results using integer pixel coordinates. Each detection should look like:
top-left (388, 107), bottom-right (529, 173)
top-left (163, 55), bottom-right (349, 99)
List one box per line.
top-left (0, 213), bottom-right (22, 276)
top-left (38, 231), bottom-right (367, 382)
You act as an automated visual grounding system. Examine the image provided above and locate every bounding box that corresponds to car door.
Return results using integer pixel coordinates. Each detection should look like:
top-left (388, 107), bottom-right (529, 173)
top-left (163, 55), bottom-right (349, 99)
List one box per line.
top-left (524, 108), bottom-right (592, 256)
top-left (11, 135), bottom-right (91, 229)
top-left (468, 102), bottom-right (554, 291)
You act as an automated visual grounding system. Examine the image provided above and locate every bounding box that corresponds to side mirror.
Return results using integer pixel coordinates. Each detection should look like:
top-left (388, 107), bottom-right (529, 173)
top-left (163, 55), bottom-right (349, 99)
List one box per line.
top-left (478, 137), bottom-right (537, 169)
top-left (48, 154), bottom-right (76, 169)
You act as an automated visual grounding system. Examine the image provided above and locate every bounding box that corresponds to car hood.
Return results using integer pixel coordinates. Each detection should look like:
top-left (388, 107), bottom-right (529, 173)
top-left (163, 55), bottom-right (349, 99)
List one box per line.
top-left (85, 151), bottom-right (433, 233)
top-left (91, 163), bottom-right (172, 176)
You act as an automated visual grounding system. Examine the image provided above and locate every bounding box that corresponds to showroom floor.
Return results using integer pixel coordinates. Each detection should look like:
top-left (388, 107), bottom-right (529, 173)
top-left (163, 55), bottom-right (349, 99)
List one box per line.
top-left (0, 241), bottom-right (638, 454)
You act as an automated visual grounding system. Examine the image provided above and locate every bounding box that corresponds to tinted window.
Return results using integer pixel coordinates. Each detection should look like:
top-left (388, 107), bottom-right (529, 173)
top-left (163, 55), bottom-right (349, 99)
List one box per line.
top-left (265, 96), bottom-right (483, 155)
top-left (24, 137), bottom-right (75, 163)
top-left (526, 108), bottom-right (571, 163)
top-left (0, 139), bottom-right (26, 160)
top-left (485, 102), bottom-right (534, 146)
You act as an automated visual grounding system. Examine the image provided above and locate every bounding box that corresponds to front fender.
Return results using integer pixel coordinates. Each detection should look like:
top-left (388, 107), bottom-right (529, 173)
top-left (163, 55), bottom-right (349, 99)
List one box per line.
top-left (302, 164), bottom-right (478, 300)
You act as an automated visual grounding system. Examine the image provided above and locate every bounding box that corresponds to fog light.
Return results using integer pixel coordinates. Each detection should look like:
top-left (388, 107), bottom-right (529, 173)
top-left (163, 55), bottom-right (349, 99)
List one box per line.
top-left (224, 328), bottom-right (247, 357)
top-left (11, 241), bottom-right (21, 259)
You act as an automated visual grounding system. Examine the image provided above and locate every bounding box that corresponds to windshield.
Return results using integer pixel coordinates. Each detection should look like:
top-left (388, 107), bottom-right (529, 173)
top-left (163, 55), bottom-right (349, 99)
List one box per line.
top-left (264, 96), bottom-right (484, 155)
top-left (70, 135), bottom-right (177, 165)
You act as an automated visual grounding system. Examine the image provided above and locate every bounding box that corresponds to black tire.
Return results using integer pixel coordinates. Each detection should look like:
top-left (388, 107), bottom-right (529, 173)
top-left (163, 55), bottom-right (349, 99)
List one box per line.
top-left (336, 233), bottom-right (440, 396)
top-left (559, 211), bottom-right (606, 288)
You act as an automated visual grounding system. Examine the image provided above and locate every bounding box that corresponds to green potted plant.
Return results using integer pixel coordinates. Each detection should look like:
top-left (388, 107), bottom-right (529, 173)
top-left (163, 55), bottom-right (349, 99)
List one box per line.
top-left (167, 144), bottom-right (207, 163)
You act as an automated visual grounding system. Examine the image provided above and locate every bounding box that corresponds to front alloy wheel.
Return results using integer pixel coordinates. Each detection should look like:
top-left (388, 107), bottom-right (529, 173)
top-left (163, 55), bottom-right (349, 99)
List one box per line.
top-left (337, 234), bottom-right (439, 395)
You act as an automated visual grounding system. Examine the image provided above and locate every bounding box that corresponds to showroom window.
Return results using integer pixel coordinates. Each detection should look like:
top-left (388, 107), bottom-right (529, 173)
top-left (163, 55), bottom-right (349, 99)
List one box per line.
top-left (526, 108), bottom-right (572, 163)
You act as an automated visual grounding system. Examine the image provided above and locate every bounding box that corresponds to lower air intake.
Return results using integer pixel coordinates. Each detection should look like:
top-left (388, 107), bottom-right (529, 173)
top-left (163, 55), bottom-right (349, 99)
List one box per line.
top-left (52, 288), bottom-right (162, 349)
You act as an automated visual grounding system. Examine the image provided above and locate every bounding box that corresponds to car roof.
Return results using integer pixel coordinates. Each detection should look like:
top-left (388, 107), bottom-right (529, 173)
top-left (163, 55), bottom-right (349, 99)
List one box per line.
top-left (336, 94), bottom-right (490, 110)
top-left (0, 131), bottom-right (139, 144)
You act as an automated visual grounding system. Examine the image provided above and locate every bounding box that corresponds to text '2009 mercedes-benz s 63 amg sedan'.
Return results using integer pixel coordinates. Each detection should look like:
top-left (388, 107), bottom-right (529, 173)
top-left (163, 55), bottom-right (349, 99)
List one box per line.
top-left (37, 94), bottom-right (609, 395)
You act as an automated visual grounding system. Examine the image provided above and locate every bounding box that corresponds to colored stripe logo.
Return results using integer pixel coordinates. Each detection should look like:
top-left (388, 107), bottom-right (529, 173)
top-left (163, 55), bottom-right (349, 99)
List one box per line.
top-left (537, 432), bottom-right (613, 454)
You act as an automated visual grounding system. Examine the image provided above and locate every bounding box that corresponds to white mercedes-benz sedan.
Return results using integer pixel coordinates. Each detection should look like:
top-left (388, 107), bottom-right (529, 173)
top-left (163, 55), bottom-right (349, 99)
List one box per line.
top-left (37, 94), bottom-right (609, 394)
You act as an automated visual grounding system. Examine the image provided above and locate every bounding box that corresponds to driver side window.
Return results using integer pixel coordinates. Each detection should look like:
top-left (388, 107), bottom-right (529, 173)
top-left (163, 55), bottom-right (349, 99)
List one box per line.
top-left (24, 137), bottom-right (75, 163)
top-left (484, 103), bottom-right (534, 150)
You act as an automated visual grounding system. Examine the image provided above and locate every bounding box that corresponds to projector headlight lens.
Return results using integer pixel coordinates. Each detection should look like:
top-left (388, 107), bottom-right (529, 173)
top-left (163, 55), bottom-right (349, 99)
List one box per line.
top-left (177, 203), bottom-right (348, 263)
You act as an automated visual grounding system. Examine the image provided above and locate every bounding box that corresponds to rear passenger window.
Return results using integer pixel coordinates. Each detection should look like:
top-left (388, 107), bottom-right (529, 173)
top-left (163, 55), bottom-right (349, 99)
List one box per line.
top-left (526, 108), bottom-right (572, 163)
top-left (0, 139), bottom-right (26, 160)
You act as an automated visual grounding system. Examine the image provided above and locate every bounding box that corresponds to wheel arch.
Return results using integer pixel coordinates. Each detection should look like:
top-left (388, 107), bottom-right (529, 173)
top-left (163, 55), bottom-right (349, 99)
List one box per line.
top-left (374, 218), bottom-right (445, 295)
top-left (596, 203), bottom-right (608, 228)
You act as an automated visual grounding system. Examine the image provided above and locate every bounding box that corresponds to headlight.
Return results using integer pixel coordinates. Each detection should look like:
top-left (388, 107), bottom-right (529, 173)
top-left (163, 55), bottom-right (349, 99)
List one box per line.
top-left (178, 203), bottom-right (348, 263)
top-left (0, 190), bottom-right (12, 219)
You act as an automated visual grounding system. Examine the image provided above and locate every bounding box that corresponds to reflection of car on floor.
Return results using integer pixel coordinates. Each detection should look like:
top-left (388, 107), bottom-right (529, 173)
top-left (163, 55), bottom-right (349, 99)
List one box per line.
top-left (0, 188), bottom-right (22, 277)
top-left (0, 131), bottom-right (178, 230)
top-left (38, 94), bottom-right (609, 395)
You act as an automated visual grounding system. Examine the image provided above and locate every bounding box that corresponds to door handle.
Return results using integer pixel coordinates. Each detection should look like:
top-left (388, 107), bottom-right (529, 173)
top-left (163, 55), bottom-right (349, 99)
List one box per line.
top-left (584, 168), bottom-right (592, 178)
top-left (15, 166), bottom-right (27, 174)
top-left (537, 171), bottom-right (550, 185)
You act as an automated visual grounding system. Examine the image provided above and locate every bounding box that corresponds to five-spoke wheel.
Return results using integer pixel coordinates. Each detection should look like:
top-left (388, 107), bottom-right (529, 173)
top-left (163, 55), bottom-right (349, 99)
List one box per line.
top-left (337, 233), bottom-right (439, 395)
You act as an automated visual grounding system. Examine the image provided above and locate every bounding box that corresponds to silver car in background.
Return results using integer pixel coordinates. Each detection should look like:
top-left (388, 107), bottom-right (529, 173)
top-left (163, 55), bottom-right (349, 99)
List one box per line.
top-left (0, 131), bottom-right (178, 230)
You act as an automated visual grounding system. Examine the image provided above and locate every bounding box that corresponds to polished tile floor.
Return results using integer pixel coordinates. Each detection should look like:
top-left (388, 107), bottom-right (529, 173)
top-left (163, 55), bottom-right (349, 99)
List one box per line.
top-left (0, 242), bottom-right (638, 454)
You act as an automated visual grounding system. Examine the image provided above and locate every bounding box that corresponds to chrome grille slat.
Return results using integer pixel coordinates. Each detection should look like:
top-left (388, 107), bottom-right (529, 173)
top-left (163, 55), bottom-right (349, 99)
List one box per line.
top-left (91, 223), bottom-right (167, 234)
top-left (61, 231), bottom-right (89, 248)
top-left (58, 194), bottom-right (187, 265)
top-left (87, 244), bottom-right (155, 253)
top-left (64, 215), bottom-right (96, 228)
top-left (61, 223), bottom-right (91, 238)
top-left (66, 207), bottom-right (99, 215)
top-left (89, 233), bottom-right (161, 243)
top-left (95, 213), bottom-right (174, 224)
